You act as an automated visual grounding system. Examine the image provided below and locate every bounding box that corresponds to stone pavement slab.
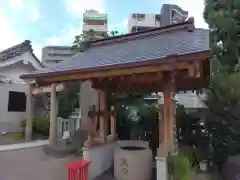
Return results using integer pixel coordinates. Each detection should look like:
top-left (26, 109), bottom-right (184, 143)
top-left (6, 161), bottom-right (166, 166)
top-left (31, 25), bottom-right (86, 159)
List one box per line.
top-left (0, 147), bottom-right (80, 180)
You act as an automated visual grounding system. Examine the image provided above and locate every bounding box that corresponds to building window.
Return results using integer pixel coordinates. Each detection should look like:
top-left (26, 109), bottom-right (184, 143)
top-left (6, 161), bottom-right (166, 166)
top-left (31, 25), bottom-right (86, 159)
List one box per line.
top-left (8, 91), bottom-right (26, 112)
top-left (132, 13), bottom-right (145, 21)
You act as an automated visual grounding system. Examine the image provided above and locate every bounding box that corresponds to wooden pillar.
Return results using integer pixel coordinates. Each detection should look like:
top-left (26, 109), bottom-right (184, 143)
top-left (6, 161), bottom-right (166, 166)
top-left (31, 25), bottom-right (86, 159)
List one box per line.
top-left (158, 105), bottom-right (164, 144)
top-left (49, 83), bottom-right (57, 145)
top-left (99, 90), bottom-right (107, 143)
top-left (172, 99), bottom-right (177, 153)
top-left (163, 88), bottom-right (173, 152)
top-left (110, 106), bottom-right (116, 139)
top-left (25, 84), bottom-right (33, 140)
top-left (163, 74), bottom-right (176, 153)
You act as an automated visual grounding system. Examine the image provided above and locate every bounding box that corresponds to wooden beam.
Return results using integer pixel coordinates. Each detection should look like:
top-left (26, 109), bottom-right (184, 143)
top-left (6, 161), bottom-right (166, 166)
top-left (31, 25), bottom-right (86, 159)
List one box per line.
top-left (32, 83), bottom-right (65, 94)
top-left (194, 60), bottom-right (201, 78)
top-left (93, 77), bottom-right (205, 93)
top-left (40, 62), bottom-right (191, 84)
top-left (188, 60), bottom-right (201, 78)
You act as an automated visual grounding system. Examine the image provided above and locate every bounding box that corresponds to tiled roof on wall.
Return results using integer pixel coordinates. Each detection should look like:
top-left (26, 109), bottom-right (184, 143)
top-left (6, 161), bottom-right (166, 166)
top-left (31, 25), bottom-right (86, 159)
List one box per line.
top-left (0, 40), bottom-right (42, 67)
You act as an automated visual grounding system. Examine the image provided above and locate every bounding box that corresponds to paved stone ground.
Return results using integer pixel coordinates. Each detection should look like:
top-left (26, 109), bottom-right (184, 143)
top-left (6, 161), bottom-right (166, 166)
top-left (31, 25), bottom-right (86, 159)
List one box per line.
top-left (194, 172), bottom-right (212, 180)
top-left (95, 169), bottom-right (212, 180)
top-left (0, 147), bottom-right (79, 180)
top-left (0, 145), bottom-right (212, 180)
top-left (0, 135), bottom-right (16, 145)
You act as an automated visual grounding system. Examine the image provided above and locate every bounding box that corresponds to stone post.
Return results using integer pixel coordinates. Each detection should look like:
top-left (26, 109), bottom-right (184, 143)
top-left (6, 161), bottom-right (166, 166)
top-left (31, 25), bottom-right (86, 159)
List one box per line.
top-left (25, 84), bottom-right (33, 140)
top-left (157, 105), bottom-right (166, 156)
top-left (49, 83), bottom-right (57, 145)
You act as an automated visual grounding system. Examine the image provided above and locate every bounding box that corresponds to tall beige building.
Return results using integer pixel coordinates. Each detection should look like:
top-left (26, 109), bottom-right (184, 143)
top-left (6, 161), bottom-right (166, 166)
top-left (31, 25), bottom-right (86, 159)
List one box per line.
top-left (83, 9), bottom-right (108, 38)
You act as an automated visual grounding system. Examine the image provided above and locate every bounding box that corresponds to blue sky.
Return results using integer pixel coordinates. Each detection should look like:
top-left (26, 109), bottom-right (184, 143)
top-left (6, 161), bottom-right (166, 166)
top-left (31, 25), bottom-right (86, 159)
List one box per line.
top-left (0, 0), bottom-right (207, 59)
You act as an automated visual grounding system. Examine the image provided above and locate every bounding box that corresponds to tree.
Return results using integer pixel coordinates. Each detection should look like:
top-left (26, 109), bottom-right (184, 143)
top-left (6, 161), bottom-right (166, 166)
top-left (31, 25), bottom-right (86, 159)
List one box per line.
top-left (72, 29), bottom-right (98, 52)
top-left (203, 0), bottom-right (240, 168)
top-left (204, 70), bottom-right (240, 166)
top-left (204, 0), bottom-right (240, 67)
top-left (109, 30), bottom-right (119, 37)
top-left (72, 29), bottom-right (121, 52)
top-left (58, 82), bottom-right (80, 118)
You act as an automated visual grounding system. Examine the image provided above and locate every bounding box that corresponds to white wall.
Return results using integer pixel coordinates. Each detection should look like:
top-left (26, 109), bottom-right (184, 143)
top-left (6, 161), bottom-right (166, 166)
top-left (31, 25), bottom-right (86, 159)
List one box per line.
top-left (83, 142), bottom-right (116, 180)
top-left (175, 91), bottom-right (206, 108)
top-left (157, 91), bottom-right (206, 108)
top-left (0, 83), bottom-right (29, 132)
top-left (0, 63), bottom-right (34, 84)
top-left (0, 52), bottom-right (40, 133)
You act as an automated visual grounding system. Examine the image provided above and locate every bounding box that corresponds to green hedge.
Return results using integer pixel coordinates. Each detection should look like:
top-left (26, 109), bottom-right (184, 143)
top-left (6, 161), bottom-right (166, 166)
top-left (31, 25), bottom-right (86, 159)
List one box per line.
top-left (20, 116), bottom-right (50, 136)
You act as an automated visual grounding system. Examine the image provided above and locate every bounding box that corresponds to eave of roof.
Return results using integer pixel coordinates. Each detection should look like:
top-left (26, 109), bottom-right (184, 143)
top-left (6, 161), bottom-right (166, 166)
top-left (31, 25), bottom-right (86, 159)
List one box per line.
top-left (20, 50), bottom-right (211, 80)
top-left (0, 40), bottom-right (43, 68)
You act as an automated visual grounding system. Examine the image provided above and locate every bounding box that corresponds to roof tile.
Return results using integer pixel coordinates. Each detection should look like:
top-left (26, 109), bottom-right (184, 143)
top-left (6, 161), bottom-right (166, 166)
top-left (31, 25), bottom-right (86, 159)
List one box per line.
top-left (38, 28), bottom-right (209, 73)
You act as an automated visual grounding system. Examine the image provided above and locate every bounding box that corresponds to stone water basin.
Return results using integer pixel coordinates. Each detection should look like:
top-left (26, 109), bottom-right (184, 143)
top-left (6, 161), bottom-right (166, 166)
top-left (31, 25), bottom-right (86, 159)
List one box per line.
top-left (114, 140), bottom-right (152, 180)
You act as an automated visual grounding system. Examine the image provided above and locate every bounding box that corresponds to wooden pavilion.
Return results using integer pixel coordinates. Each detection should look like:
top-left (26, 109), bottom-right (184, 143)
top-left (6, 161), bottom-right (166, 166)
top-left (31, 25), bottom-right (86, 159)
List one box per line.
top-left (21, 18), bottom-right (211, 179)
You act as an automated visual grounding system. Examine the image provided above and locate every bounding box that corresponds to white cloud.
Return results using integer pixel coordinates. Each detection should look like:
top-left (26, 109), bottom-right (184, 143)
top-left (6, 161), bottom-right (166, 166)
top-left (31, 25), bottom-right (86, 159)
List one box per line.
top-left (7, 0), bottom-right (41, 21)
top-left (0, 10), bottom-right (23, 51)
top-left (28, 9), bottom-right (41, 21)
top-left (123, 19), bottom-right (128, 27)
top-left (44, 26), bottom-right (82, 46)
top-left (65, 0), bottom-right (105, 16)
top-left (163, 0), bottom-right (208, 28)
top-left (32, 43), bottom-right (42, 60)
top-left (7, 0), bottom-right (25, 10)
top-left (0, 10), bottom-right (42, 59)
top-left (108, 19), bottom-right (128, 33)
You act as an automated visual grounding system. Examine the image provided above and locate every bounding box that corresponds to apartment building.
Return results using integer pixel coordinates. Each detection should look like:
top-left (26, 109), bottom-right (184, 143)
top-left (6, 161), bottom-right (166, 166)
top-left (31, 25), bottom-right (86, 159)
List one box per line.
top-left (128, 4), bottom-right (188, 33)
top-left (41, 46), bottom-right (74, 66)
top-left (160, 4), bottom-right (188, 26)
top-left (128, 13), bottom-right (161, 32)
top-left (83, 9), bottom-right (108, 38)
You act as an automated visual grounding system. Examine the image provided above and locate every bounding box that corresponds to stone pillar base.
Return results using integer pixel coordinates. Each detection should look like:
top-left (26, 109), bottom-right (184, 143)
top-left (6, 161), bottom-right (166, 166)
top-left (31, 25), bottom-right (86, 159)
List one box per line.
top-left (155, 156), bottom-right (168, 180)
top-left (107, 134), bottom-right (118, 142)
top-left (157, 143), bottom-right (167, 157)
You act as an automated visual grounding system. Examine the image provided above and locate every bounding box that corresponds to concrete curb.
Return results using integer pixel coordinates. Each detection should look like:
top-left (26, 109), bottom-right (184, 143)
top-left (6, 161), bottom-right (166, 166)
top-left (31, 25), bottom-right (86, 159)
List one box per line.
top-left (0, 140), bottom-right (49, 151)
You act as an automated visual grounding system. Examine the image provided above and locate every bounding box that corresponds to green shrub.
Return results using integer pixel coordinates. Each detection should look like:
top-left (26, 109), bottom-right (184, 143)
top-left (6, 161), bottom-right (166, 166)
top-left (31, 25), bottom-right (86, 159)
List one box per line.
top-left (167, 154), bottom-right (191, 180)
top-left (8, 133), bottom-right (25, 141)
top-left (179, 146), bottom-right (198, 167)
top-left (20, 116), bottom-right (50, 135)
